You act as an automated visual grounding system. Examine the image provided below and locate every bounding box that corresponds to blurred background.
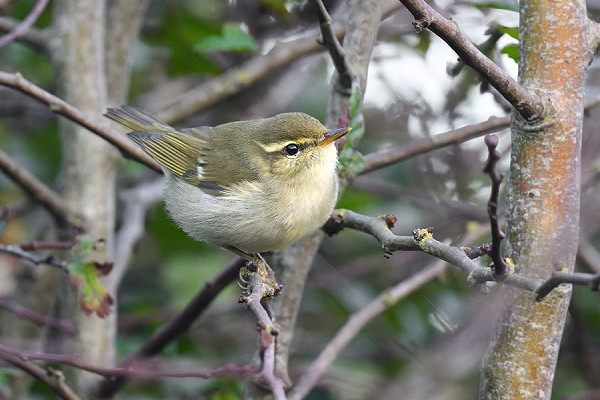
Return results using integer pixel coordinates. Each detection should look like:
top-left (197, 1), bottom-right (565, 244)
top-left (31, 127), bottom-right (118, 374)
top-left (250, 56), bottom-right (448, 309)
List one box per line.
top-left (1, 0), bottom-right (600, 399)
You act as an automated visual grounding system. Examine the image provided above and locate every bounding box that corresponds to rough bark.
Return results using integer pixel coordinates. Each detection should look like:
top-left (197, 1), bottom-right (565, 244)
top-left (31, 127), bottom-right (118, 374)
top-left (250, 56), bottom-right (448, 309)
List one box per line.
top-left (479, 0), bottom-right (589, 398)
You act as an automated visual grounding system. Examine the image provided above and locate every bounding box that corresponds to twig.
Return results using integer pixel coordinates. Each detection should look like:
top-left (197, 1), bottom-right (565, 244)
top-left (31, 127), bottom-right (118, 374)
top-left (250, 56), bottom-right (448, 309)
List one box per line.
top-left (325, 209), bottom-right (542, 292)
top-left (0, 297), bottom-right (76, 336)
top-left (94, 258), bottom-right (243, 398)
top-left (239, 268), bottom-right (287, 400)
top-left (0, 242), bottom-right (69, 272)
top-left (535, 272), bottom-right (600, 300)
top-left (0, 346), bottom-right (81, 400)
top-left (398, 0), bottom-right (545, 123)
top-left (361, 115), bottom-right (509, 175)
top-left (0, 16), bottom-right (47, 50)
top-left (0, 148), bottom-right (83, 228)
top-left (0, 0), bottom-right (49, 48)
top-left (289, 223), bottom-right (494, 400)
top-left (309, 0), bottom-right (354, 92)
top-left (0, 71), bottom-right (161, 173)
top-left (482, 134), bottom-right (508, 278)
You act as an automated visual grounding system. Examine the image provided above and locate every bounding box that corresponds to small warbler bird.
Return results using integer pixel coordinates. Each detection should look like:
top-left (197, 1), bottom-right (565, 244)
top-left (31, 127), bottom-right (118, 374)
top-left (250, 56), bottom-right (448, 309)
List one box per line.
top-left (106, 106), bottom-right (350, 261)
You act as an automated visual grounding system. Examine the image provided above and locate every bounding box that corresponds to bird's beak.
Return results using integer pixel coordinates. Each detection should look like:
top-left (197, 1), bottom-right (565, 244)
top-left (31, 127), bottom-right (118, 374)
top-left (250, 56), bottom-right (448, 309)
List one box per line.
top-left (317, 127), bottom-right (351, 148)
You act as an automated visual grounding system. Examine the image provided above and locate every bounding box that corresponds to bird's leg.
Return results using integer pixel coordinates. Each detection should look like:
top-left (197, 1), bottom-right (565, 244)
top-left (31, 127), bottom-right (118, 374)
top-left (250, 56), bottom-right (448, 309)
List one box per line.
top-left (224, 246), bottom-right (282, 297)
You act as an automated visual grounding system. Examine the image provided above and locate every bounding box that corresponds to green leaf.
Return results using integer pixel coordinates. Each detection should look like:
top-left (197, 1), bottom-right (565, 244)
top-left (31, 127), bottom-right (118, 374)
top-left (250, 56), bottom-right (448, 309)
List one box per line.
top-left (467, 0), bottom-right (518, 11)
top-left (72, 234), bottom-right (95, 255)
top-left (68, 234), bottom-right (113, 317)
top-left (496, 25), bottom-right (519, 40)
top-left (501, 44), bottom-right (519, 62)
top-left (339, 81), bottom-right (366, 177)
top-left (68, 258), bottom-right (113, 318)
top-left (194, 23), bottom-right (258, 53)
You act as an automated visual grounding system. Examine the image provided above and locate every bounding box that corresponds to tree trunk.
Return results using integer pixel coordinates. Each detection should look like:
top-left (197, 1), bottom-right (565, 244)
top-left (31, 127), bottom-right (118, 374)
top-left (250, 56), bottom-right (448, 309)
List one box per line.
top-left (479, 0), bottom-right (589, 398)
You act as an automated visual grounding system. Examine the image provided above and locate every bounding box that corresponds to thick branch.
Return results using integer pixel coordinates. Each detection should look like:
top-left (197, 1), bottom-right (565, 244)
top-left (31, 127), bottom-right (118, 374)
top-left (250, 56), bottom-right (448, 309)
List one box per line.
top-left (0, 71), bottom-right (161, 173)
top-left (398, 0), bottom-right (544, 122)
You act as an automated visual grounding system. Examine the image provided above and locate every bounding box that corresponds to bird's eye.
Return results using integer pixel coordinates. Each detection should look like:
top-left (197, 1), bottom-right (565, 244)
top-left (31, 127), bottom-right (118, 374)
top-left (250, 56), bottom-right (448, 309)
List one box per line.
top-left (284, 143), bottom-right (299, 157)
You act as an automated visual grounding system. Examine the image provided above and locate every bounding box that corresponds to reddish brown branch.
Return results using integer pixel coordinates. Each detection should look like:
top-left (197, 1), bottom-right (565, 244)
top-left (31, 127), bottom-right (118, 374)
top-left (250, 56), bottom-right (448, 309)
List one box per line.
top-left (0, 345), bottom-right (81, 400)
top-left (0, 343), bottom-right (256, 380)
top-left (398, 0), bottom-right (544, 123)
top-left (0, 298), bottom-right (76, 336)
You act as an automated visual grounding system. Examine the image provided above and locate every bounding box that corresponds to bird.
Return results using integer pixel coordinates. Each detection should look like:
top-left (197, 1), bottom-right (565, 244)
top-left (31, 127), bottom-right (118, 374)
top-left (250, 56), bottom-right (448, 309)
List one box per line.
top-left (105, 105), bottom-right (350, 265)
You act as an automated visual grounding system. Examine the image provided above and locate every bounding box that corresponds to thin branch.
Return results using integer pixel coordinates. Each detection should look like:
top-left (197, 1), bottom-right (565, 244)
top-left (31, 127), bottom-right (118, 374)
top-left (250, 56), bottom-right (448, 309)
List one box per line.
top-left (0, 16), bottom-right (47, 51)
top-left (325, 209), bottom-right (542, 293)
top-left (535, 272), bottom-right (600, 300)
top-left (361, 115), bottom-right (509, 175)
top-left (0, 242), bottom-right (69, 272)
top-left (397, 0), bottom-right (545, 123)
top-left (0, 71), bottom-right (161, 173)
top-left (0, 346), bottom-right (81, 400)
top-left (239, 266), bottom-right (287, 400)
top-left (0, 297), bottom-right (76, 336)
top-left (482, 134), bottom-right (508, 278)
top-left (289, 223), bottom-right (495, 400)
top-left (309, 0), bottom-right (354, 92)
top-left (0, 148), bottom-right (83, 228)
top-left (361, 93), bottom-right (600, 176)
top-left (94, 258), bottom-right (243, 398)
top-left (0, 344), bottom-right (256, 380)
top-left (0, 0), bottom-right (49, 48)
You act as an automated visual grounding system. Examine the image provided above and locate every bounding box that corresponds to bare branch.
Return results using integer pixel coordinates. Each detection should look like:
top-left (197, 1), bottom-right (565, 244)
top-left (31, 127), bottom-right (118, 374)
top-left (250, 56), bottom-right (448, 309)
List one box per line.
top-left (239, 266), bottom-right (287, 400)
top-left (361, 115), bottom-right (509, 175)
top-left (0, 242), bottom-right (69, 272)
top-left (0, 71), bottom-right (161, 173)
top-left (0, 147), bottom-right (83, 228)
top-left (325, 209), bottom-right (542, 293)
top-left (535, 272), bottom-right (600, 300)
top-left (398, 0), bottom-right (545, 123)
top-left (0, 16), bottom-right (47, 51)
top-left (0, 297), bottom-right (76, 336)
top-left (309, 0), bottom-right (354, 92)
top-left (0, 345), bottom-right (81, 400)
top-left (483, 134), bottom-right (508, 278)
top-left (0, 344), bottom-right (255, 380)
top-left (0, 0), bottom-right (49, 48)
